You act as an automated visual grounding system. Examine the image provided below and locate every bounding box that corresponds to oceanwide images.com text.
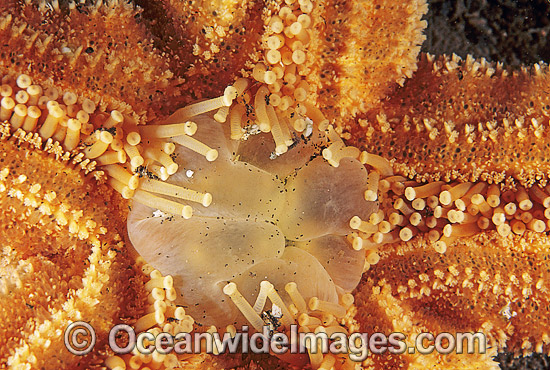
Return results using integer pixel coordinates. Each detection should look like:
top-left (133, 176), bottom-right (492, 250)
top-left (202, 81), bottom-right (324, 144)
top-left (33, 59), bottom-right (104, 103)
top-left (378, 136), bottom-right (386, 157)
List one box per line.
top-left (65, 321), bottom-right (487, 360)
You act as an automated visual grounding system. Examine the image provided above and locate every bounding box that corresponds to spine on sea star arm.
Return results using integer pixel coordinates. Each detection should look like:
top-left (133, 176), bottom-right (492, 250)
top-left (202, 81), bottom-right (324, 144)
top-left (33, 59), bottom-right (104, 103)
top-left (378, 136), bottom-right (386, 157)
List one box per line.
top-left (132, 190), bottom-right (193, 219)
top-left (138, 178), bottom-right (212, 207)
top-left (285, 282), bottom-right (307, 313)
top-left (223, 282), bottom-right (264, 332)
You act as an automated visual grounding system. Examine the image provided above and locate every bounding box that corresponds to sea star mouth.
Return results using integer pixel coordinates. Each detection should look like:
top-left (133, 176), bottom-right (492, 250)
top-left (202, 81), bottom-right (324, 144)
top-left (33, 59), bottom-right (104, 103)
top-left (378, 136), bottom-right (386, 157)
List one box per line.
top-left (127, 110), bottom-right (376, 328)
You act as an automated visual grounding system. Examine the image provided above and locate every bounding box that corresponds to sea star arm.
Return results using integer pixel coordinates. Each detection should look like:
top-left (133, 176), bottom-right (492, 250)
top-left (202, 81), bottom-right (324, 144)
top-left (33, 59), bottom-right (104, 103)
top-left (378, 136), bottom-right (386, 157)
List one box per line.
top-left (134, 0), bottom-right (267, 102)
top-left (0, 0), bottom-right (184, 120)
top-left (138, 0), bottom-right (430, 122)
top-left (351, 53), bottom-right (550, 187)
top-left (0, 135), bottom-right (148, 368)
top-left (309, 0), bottom-right (429, 120)
top-left (355, 229), bottom-right (550, 368)
top-left (345, 52), bottom-right (550, 369)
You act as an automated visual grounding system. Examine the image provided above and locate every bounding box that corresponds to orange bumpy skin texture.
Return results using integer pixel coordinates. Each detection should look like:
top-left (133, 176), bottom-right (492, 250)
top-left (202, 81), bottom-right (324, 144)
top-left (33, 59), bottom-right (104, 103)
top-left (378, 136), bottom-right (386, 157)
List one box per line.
top-left (0, 135), bottom-right (147, 368)
top-left (309, 0), bottom-right (428, 122)
top-left (134, 0), bottom-right (429, 122)
top-left (356, 231), bottom-right (550, 369)
top-left (0, 0), bottom-right (182, 120)
top-left (135, 0), bottom-right (266, 101)
top-left (352, 54), bottom-right (550, 187)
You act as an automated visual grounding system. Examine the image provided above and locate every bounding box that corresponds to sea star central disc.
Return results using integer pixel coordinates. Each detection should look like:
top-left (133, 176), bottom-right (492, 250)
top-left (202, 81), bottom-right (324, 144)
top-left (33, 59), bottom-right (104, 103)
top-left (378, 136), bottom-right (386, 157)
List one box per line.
top-left (127, 113), bottom-right (375, 327)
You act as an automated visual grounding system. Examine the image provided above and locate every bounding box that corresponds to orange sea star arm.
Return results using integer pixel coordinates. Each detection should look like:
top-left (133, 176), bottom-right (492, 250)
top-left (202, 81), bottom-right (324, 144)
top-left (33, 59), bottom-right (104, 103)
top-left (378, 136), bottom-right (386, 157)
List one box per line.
top-left (351, 54), bottom-right (550, 187)
top-left (0, 0), bottom-right (185, 120)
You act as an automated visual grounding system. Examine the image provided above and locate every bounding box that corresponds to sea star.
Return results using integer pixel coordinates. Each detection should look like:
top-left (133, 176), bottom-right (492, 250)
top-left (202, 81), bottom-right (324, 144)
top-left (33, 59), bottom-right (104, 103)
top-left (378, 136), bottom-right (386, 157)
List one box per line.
top-left (0, 1), bottom-right (548, 370)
